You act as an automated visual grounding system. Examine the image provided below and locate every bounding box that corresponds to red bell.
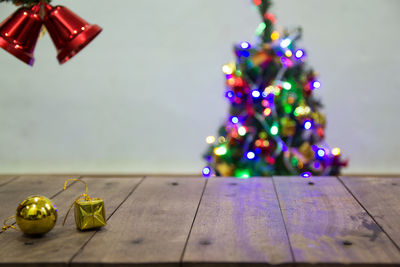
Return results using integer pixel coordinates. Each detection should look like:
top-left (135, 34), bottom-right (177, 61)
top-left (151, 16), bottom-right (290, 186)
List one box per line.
top-left (43, 4), bottom-right (102, 64)
top-left (0, 4), bottom-right (43, 66)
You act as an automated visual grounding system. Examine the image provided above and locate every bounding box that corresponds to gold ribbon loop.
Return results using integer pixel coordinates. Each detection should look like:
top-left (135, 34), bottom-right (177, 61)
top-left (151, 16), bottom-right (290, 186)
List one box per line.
top-left (64, 179), bottom-right (89, 197)
top-left (1, 216), bottom-right (18, 232)
top-left (62, 179), bottom-right (94, 226)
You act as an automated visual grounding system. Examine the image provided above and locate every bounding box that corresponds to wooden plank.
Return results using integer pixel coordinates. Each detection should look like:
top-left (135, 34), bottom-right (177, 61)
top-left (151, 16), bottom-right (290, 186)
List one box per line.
top-left (273, 176), bottom-right (400, 266)
top-left (183, 177), bottom-right (293, 267)
top-left (72, 177), bottom-right (206, 267)
top-left (0, 175), bottom-right (79, 225)
top-left (0, 176), bottom-right (17, 187)
top-left (0, 176), bottom-right (143, 267)
top-left (340, 176), bottom-right (400, 249)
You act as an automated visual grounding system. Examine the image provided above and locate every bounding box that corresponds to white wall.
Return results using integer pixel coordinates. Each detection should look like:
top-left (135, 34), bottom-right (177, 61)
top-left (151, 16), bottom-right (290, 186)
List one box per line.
top-left (0, 0), bottom-right (399, 175)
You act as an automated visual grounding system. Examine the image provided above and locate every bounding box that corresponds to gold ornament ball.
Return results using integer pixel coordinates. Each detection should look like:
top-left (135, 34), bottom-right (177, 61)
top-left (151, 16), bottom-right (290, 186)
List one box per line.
top-left (16, 195), bottom-right (57, 235)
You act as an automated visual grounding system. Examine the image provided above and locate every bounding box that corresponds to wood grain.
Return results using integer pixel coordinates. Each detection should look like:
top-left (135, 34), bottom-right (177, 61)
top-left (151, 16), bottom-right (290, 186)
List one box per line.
top-left (72, 177), bottom-right (206, 267)
top-left (0, 176), bottom-right (17, 187)
top-left (0, 176), bottom-right (79, 225)
top-left (340, 176), bottom-right (400, 249)
top-left (273, 176), bottom-right (400, 266)
top-left (0, 177), bottom-right (143, 267)
top-left (183, 177), bottom-right (293, 267)
top-left (1, 175), bottom-right (400, 267)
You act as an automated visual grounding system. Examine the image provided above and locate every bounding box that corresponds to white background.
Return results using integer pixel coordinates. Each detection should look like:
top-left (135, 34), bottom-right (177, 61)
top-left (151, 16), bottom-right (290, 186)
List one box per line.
top-left (0, 0), bottom-right (399, 175)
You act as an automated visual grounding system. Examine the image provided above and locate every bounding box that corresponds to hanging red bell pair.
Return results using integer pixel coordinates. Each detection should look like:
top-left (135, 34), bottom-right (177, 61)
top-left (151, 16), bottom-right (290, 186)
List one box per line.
top-left (0, 4), bottom-right (43, 66)
top-left (43, 4), bottom-right (102, 64)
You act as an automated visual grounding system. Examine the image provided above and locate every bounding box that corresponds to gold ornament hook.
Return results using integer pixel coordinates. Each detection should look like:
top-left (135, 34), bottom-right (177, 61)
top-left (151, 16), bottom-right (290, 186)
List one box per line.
top-left (64, 179), bottom-right (89, 197)
top-left (62, 179), bottom-right (92, 226)
top-left (1, 216), bottom-right (18, 232)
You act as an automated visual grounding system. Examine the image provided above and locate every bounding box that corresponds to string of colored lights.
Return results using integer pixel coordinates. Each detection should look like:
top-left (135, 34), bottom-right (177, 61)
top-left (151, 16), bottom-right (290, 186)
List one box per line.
top-left (202, 0), bottom-right (347, 178)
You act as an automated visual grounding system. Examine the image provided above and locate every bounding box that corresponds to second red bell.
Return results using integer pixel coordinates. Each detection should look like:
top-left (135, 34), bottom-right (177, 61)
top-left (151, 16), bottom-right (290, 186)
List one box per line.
top-left (43, 4), bottom-right (102, 64)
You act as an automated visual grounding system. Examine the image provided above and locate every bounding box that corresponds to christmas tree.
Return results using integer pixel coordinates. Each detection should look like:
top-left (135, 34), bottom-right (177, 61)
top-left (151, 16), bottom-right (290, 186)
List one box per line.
top-left (203, 0), bottom-right (347, 178)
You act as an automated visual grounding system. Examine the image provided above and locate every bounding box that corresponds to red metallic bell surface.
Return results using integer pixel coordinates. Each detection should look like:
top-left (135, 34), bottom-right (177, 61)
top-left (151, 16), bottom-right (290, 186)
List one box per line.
top-left (43, 4), bottom-right (102, 64)
top-left (0, 4), bottom-right (43, 66)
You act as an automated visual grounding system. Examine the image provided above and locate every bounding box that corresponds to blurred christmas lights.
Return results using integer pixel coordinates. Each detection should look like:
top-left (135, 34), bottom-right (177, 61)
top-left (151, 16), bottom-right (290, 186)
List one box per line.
top-left (206, 136), bottom-right (216, 144)
top-left (240, 41), bottom-right (251, 49)
top-left (231, 116), bottom-right (239, 124)
top-left (202, 0), bottom-right (347, 178)
top-left (202, 167), bottom-right (212, 177)
top-left (238, 126), bottom-right (247, 136)
top-left (247, 151), bottom-right (256, 160)
top-left (214, 145), bottom-right (227, 156)
top-left (282, 82), bottom-right (292, 90)
top-left (304, 120), bottom-right (312, 130)
top-left (270, 124), bottom-right (279, 135)
top-left (312, 81), bottom-right (321, 89)
top-left (295, 49), bottom-right (304, 59)
top-left (285, 50), bottom-right (293, 57)
top-left (316, 148), bottom-right (326, 159)
top-left (280, 38), bottom-right (291, 48)
top-left (255, 22), bottom-right (267, 35)
top-left (271, 31), bottom-right (280, 40)
top-left (263, 108), bottom-right (272, 116)
top-left (332, 147), bottom-right (341, 156)
top-left (252, 90), bottom-right (261, 98)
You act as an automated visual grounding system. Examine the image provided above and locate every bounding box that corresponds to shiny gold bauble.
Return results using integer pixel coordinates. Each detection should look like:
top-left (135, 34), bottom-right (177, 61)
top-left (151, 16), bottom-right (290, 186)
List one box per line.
top-left (215, 162), bottom-right (234, 176)
top-left (280, 117), bottom-right (296, 137)
top-left (16, 195), bottom-right (57, 235)
top-left (311, 112), bottom-right (326, 127)
top-left (298, 142), bottom-right (315, 162)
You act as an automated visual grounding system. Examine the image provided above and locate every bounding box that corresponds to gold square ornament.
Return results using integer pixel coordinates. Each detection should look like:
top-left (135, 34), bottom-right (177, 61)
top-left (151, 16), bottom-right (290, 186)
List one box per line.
top-left (74, 199), bottom-right (106, 230)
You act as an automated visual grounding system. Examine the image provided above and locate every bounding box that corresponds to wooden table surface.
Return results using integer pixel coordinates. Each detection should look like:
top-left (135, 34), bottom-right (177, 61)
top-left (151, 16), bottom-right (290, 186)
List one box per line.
top-left (0, 175), bottom-right (399, 267)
